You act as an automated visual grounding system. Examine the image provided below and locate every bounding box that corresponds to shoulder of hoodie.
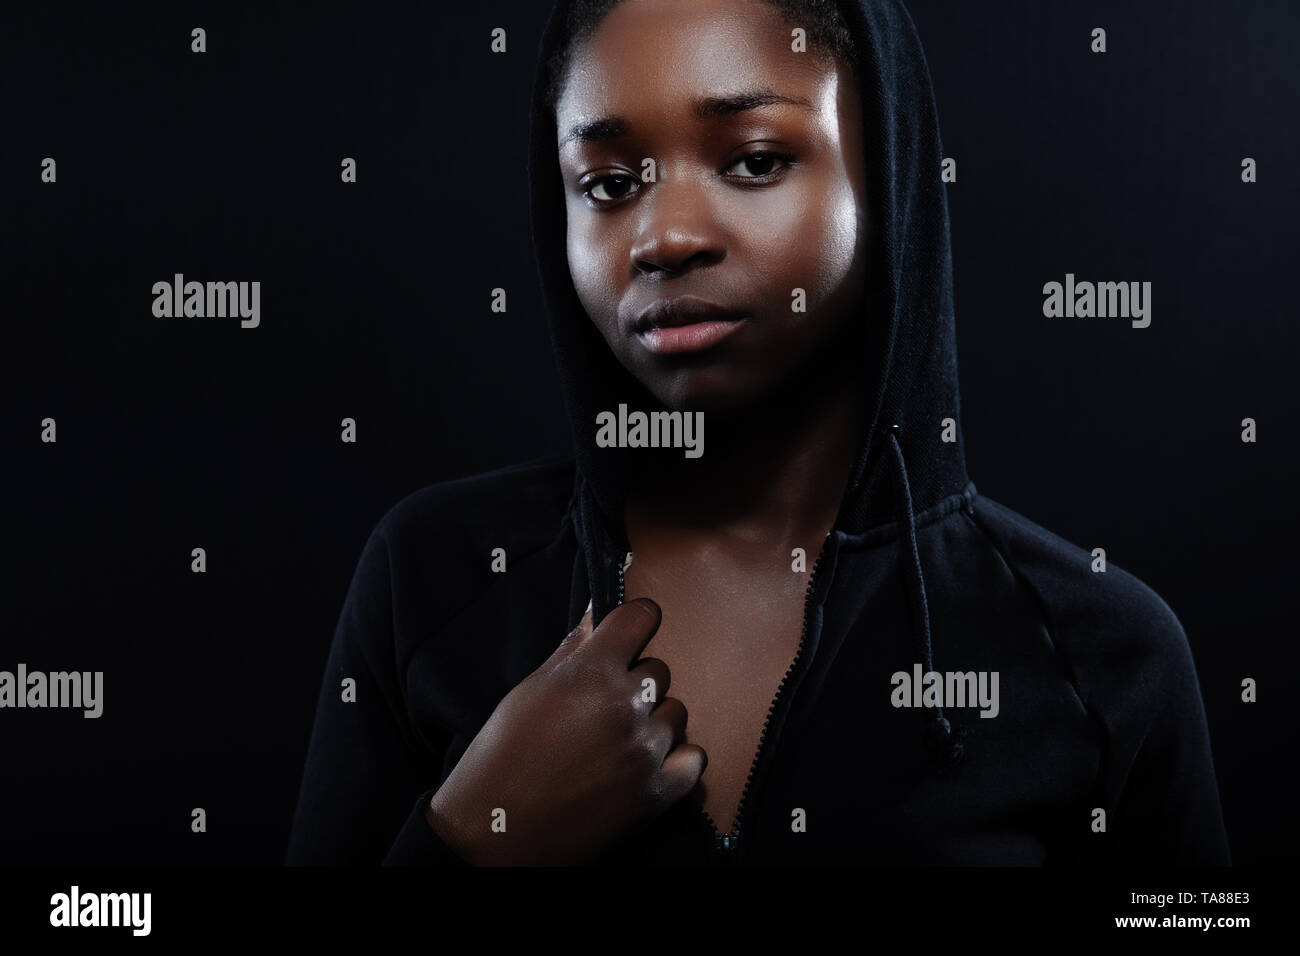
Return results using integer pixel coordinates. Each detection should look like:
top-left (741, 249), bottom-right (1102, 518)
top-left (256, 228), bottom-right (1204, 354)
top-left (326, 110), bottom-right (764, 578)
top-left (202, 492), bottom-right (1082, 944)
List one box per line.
top-left (968, 493), bottom-right (1203, 729)
top-left (359, 455), bottom-right (576, 611)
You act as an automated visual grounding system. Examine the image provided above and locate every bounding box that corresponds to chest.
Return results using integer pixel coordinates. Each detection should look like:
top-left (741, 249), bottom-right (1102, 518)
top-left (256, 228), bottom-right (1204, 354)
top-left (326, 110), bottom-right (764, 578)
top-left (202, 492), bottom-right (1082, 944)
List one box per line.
top-left (620, 548), bottom-right (814, 833)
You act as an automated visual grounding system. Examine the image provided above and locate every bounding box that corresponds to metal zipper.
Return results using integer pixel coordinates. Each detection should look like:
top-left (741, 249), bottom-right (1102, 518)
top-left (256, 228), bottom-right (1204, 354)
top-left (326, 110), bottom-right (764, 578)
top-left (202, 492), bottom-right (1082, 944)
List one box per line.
top-left (615, 543), bottom-right (826, 861)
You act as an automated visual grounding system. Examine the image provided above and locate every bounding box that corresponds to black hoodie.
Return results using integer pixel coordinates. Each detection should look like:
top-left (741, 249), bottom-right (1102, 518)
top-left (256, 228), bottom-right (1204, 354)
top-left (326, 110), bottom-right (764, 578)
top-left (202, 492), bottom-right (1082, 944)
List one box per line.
top-left (286, 0), bottom-right (1230, 866)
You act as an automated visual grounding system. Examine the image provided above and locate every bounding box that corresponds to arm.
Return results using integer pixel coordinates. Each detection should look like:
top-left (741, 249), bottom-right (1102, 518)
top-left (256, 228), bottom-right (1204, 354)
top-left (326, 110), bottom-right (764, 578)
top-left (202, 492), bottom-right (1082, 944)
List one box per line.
top-left (1104, 615), bottom-right (1231, 866)
top-left (285, 521), bottom-right (467, 866)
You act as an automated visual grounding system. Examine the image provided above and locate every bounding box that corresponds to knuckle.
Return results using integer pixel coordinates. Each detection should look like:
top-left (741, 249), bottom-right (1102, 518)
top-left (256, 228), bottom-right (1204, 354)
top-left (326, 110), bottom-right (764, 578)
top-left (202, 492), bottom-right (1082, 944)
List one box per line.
top-left (634, 730), bottom-right (662, 772)
top-left (615, 735), bottom-right (655, 778)
top-left (610, 698), bottom-right (639, 735)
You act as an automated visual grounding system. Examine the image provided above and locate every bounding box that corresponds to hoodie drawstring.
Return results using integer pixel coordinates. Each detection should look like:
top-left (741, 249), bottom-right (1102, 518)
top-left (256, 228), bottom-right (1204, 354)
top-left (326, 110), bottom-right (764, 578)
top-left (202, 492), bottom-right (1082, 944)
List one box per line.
top-left (884, 424), bottom-right (965, 766)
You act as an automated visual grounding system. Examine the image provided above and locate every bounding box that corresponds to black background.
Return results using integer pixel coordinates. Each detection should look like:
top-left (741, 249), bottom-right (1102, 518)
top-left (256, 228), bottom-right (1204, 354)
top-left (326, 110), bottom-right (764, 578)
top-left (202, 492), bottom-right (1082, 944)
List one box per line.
top-left (2, 0), bottom-right (1295, 865)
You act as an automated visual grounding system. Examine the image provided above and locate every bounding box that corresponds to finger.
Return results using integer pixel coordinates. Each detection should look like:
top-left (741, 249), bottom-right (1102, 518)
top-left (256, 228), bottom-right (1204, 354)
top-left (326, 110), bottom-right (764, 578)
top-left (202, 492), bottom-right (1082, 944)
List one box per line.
top-left (554, 599), bottom-right (594, 656)
top-left (658, 743), bottom-right (708, 806)
top-left (583, 597), bottom-right (662, 666)
top-left (628, 656), bottom-right (670, 706)
top-left (647, 696), bottom-right (688, 749)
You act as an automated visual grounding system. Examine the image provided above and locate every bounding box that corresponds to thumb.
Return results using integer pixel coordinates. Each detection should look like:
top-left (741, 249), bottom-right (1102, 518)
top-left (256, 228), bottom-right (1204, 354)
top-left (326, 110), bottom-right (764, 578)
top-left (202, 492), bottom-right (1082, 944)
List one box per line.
top-left (556, 598), bottom-right (594, 655)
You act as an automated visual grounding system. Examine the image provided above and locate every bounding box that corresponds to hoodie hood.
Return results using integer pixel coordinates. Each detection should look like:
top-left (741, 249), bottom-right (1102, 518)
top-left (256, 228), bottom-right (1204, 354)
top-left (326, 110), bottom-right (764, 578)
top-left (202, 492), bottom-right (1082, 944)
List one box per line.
top-left (527, 0), bottom-right (971, 760)
top-left (529, 0), bottom-right (967, 533)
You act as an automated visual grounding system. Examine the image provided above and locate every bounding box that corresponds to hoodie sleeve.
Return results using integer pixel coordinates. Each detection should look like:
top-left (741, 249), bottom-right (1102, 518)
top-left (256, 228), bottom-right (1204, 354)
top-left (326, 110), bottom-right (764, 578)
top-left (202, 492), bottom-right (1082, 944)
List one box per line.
top-left (1100, 605), bottom-right (1231, 866)
top-left (285, 518), bottom-right (469, 867)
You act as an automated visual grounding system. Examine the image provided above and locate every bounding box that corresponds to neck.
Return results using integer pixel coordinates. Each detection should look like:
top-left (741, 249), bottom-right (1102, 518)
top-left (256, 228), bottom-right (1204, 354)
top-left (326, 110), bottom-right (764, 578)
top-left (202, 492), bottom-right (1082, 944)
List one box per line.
top-left (624, 346), bottom-right (865, 549)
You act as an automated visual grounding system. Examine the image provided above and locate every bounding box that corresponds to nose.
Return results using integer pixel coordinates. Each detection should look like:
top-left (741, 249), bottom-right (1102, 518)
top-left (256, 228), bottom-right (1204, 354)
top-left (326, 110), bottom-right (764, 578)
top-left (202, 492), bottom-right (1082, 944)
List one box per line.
top-left (628, 174), bottom-right (725, 276)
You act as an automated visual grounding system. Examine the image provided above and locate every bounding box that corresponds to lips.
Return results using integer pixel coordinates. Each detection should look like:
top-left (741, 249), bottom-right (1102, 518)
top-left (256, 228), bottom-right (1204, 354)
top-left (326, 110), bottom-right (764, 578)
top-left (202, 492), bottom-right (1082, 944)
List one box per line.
top-left (633, 295), bottom-right (747, 333)
top-left (631, 295), bottom-right (750, 355)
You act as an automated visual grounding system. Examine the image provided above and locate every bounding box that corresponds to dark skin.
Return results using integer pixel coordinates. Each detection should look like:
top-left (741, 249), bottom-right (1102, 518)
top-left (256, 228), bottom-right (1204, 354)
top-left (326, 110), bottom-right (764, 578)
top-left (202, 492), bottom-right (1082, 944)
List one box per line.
top-left (426, 0), bottom-right (869, 862)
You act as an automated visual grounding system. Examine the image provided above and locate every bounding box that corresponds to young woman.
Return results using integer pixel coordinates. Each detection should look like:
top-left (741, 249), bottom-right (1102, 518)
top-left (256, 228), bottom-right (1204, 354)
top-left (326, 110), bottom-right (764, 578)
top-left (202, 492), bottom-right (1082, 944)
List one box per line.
top-left (287, 0), bottom-right (1230, 866)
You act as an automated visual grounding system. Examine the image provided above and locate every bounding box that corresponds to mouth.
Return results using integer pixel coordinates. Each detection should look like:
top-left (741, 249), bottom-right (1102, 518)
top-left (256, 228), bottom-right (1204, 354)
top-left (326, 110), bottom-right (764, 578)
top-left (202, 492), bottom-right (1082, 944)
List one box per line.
top-left (632, 294), bottom-right (749, 355)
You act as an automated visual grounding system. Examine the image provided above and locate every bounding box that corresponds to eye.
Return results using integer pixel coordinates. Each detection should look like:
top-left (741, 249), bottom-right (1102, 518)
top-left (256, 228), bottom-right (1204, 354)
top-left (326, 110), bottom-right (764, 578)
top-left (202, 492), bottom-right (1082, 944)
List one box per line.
top-left (725, 150), bottom-right (794, 180)
top-left (582, 174), bottom-right (641, 204)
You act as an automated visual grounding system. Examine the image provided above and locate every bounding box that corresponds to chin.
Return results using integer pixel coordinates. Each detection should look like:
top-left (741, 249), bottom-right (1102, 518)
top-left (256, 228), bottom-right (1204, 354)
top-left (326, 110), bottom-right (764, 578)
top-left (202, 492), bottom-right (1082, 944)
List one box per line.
top-left (652, 372), bottom-right (767, 417)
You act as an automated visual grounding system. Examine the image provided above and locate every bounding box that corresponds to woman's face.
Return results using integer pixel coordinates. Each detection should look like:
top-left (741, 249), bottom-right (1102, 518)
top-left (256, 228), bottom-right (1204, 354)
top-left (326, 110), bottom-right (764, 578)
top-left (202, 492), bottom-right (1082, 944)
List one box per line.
top-left (556, 0), bottom-right (869, 414)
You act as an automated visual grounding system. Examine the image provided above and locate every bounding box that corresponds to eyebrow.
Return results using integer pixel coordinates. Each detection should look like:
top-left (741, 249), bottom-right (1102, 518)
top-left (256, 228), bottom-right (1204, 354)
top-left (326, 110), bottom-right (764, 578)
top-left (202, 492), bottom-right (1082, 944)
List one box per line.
top-left (558, 88), bottom-right (818, 149)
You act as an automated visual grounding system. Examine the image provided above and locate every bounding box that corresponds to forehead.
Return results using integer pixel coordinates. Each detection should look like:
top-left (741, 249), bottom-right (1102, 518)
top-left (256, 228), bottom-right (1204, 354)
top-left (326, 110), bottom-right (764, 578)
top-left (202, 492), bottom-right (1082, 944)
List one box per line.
top-left (557, 0), bottom-right (841, 127)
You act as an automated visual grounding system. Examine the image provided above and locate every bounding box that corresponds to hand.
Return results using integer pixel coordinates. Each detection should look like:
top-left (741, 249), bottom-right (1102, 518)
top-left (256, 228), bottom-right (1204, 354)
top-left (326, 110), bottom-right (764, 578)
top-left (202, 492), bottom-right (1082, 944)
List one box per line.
top-left (425, 598), bottom-right (706, 865)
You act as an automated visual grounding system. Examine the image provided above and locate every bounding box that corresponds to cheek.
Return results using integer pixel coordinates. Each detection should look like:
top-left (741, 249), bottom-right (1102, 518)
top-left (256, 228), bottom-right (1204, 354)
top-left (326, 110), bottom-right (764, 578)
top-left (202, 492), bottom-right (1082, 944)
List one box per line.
top-left (566, 214), bottom-right (626, 339)
top-left (736, 175), bottom-right (860, 311)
